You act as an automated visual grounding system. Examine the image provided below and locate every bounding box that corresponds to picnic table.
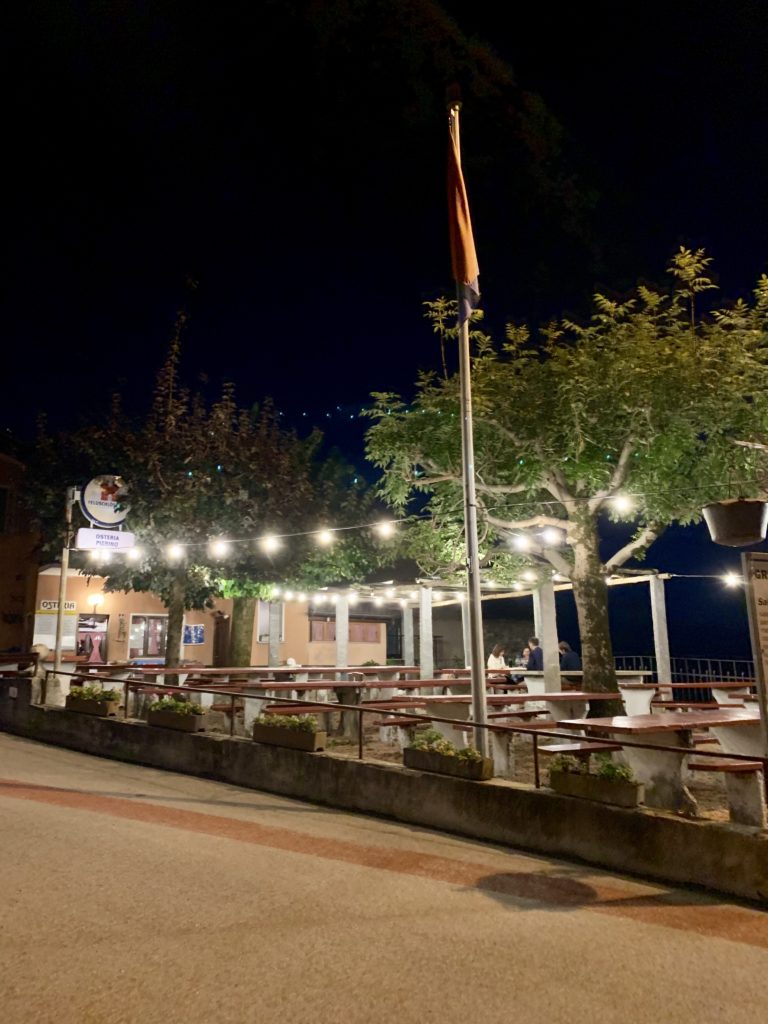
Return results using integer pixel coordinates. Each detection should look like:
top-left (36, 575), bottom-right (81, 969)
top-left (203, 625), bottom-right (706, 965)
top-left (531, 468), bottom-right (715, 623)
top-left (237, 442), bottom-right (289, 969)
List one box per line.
top-left (558, 708), bottom-right (764, 815)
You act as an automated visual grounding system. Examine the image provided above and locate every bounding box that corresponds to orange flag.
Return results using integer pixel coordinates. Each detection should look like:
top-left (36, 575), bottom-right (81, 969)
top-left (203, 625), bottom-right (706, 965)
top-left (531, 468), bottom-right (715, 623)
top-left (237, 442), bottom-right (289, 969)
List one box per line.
top-left (447, 107), bottom-right (480, 324)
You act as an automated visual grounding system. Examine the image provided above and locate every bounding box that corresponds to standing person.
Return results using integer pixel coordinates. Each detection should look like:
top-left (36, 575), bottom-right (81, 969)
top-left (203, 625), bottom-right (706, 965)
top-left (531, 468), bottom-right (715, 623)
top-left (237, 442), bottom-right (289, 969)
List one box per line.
top-left (526, 637), bottom-right (543, 671)
top-left (558, 640), bottom-right (582, 690)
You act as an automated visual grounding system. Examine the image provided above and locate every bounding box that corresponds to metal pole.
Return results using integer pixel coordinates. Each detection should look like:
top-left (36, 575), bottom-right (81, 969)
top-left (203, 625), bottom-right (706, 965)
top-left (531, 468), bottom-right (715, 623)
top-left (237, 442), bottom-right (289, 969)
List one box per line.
top-left (451, 104), bottom-right (488, 756)
top-left (53, 486), bottom-right (76, 677)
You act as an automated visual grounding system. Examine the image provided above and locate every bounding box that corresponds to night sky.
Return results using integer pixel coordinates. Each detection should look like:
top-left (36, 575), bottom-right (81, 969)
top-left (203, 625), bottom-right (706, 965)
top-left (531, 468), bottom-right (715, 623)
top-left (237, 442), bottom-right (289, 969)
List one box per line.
top-left (5, 2), bottom-right (768, 658)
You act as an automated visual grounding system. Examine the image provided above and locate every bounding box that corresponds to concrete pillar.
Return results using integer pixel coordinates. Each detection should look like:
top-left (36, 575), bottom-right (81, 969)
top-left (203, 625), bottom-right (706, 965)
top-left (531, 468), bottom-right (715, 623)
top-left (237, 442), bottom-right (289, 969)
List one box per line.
top-left (335, 594), bottom-right (349, 671)
top-left (533, 580), bottom-right (561, 691)
top-left (402, 605), bottom-right (414, 666)
top-left (460, 596), bottom-right (471, 667)
top-left (268, 602), bottom-right (282, 666)
top-left (418, 587), bottom-right (433, 679)
top-left (650, 576), bottom-right (672, 683)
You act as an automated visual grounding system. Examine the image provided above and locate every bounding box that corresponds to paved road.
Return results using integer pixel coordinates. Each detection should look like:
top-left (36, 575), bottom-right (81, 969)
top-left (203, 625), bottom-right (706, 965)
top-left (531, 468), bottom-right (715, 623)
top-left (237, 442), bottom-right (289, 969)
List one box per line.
top-left (1, 733), bottom-right (767, 1024)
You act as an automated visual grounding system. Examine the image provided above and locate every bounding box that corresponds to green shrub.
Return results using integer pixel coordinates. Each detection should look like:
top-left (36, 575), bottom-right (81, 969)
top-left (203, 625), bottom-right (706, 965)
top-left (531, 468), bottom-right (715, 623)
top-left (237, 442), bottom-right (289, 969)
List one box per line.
top-left (148, 695), bottom-right (204, 716)
top-left (548, 753), bottom-right (587, 775)
top-left (594, 754), bottom-right (635, 782)
top-left (254, 713), bottom-right (317, 733)
top-left (409, 728), bottom-right (484, 764)
top-left (70, 684), bottom-right (120, 702)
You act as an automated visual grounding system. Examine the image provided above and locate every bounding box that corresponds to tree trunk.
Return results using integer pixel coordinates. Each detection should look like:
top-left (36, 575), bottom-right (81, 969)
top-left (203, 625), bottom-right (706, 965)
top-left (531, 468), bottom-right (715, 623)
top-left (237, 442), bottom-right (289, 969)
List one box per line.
top-left (229, 596), bottom-right (257, 667)
top-left (164, 573), bottom-right (186, 683)
top-left (570, 510), bottom-right (621, 712)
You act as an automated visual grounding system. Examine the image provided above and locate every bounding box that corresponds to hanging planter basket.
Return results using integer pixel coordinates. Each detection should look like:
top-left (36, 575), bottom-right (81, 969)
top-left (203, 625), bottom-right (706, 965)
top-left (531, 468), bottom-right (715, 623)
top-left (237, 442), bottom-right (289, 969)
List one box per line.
top-left (702, 498), bottom-right (768, 547)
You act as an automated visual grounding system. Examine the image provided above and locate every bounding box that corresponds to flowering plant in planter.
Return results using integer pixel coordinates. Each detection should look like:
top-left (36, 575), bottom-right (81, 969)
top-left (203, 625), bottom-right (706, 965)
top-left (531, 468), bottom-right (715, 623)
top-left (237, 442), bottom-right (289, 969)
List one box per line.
top-left (404, 729), bottom-right (492, 780)
top-left (253, 713), bottom-right (317, 733)
top-left (148, 695), bottom-right (204, 716)
top-left (70, 684), bottom-right (121, 703)
top-left (548, 753), bottom-right (643, 807)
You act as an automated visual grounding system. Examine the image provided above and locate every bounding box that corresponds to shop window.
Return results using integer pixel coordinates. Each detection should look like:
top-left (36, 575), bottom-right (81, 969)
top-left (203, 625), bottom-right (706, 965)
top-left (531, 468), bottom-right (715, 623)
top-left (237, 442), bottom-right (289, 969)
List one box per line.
top-left (129, 614), bottom-right (168, 660)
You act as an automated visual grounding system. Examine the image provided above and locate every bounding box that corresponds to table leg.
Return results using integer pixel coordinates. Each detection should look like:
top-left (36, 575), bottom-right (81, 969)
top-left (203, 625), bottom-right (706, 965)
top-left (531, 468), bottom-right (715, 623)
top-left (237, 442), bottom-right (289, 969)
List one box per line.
top-left (618, 729), bottom-right (697, 815)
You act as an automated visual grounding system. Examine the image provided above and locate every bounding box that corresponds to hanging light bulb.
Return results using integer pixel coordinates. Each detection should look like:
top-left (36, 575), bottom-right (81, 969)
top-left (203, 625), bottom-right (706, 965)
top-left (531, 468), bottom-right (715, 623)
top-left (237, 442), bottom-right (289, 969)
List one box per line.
top-left (612, 494), bottom-right (633, 514)
top-left (723, 572), bottom-right (742, 587)
top-left (167, 543), bottom-right (184, 561)
top-left (541, 527), bottom-right (562, 546)
top-left (385, 587), bottom-right (395, 599)
top-left (313, 592), bottom-right (326, 604)
top-left (374, 596), bottom-right (384, 607)
top-left (432, 590), bottom-right (443, 602)
top-left (126, 546), bottom-right (142, 562)
top-left (513, 535), bottom-right (530, 551)
top-left (522, 570), bottom-right (537, 583)
top-left (330, 593), bottom-right (339, 604)
top-left (284, 590), bottom-right (294, 601)
top-left (260, 534), bottom-right (280, 554)
top-left (316, 529), bottom-right (334, 546)
top-left (210, 539), bottom-right (230, 558)
top-left (348, 591), bottom-right (359, 605)
top-left (375, 521), bottom-right (395, 538)
top-left (409, 590), bottom-right (418, 601)
top-left (512, 581), bottom-right (524, 591)
top-left (297, 592), bottom-right (307, 602)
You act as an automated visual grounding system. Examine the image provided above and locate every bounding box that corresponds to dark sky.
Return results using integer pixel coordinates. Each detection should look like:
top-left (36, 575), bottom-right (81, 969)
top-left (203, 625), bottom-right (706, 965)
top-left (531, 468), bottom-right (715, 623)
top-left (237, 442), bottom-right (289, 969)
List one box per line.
top-left (5, 1), bottom-right (768, 656)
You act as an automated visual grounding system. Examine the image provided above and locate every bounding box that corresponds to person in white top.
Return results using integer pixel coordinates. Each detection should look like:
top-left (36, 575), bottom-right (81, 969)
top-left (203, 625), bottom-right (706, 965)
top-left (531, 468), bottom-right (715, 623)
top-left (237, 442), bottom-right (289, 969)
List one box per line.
top-left (487, 644), bottom-right (507, 673)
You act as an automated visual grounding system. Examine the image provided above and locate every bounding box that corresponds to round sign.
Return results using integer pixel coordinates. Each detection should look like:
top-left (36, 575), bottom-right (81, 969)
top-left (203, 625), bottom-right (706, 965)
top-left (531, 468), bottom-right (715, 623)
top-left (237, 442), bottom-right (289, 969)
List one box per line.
top-left (79, 475), bottom-right (130, 527)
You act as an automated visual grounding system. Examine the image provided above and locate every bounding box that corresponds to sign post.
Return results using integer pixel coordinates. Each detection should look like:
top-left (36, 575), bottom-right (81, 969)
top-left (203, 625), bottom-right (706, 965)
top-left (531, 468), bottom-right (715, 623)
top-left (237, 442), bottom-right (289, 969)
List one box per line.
top-left (740, 551), bottom-right (768, 757)
top-left (53, 487), bottom-right (77, 677)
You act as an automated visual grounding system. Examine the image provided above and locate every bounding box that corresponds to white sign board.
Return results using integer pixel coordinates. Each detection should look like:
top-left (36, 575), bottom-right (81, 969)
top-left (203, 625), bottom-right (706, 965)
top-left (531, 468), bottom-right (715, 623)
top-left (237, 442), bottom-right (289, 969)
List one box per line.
top-left (34, 611), bottom-right (77, 651)
top-left (80, 475), bottom-right (130, 527)
top-left (76, 528), bottom-right (135, 551)
top-left (739, 552), bottom-right (768, 755)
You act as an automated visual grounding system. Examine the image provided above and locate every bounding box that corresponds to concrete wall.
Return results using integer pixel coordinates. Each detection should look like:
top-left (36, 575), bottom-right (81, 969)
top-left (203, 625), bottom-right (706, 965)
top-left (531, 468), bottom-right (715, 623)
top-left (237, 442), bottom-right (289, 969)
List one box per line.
top-left (2, 678), bottom-right (766, 904)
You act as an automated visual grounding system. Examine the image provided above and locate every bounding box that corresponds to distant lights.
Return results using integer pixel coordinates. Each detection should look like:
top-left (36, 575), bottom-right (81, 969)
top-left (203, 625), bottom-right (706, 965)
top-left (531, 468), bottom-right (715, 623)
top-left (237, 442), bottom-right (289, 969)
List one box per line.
top-left (260, 534), bottom-right (280, 554)
top-left (313, 593), bottom-right (326, 604)
top-left (409, 590), bottom-right (418, 601)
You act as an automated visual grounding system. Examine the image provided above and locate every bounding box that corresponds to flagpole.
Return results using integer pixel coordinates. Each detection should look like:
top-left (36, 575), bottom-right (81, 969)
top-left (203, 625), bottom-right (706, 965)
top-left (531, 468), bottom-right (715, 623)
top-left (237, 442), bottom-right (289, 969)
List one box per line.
top-left (449, 102), bottom-right (488, 756)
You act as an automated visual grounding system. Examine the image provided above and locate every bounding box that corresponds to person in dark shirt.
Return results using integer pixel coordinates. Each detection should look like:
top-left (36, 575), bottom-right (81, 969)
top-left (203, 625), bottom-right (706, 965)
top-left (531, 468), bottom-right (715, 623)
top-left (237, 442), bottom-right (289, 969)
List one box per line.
top-left (558, 640), bottom-right (582, 690)
top-left (526, 637), bottom-right (543, 671)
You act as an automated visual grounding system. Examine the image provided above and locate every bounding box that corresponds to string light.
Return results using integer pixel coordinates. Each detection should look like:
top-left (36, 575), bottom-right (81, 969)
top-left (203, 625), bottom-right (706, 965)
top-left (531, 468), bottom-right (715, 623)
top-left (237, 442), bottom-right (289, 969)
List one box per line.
top-left (348, 591), bottom-right (359, 605)
top-left (210, 539), bottom-right (230, 558)
top-left (541, 527), bottom-right (562, 546)
top-left (723, 572), bottom-right (742, 587)
top-left (260, 534), bottom-right (280, 554)
top-left (284, 590), bottom-right (294, 600)
top-left (297, 592), bottom-right (307, 602)
top-left (126, 546), bottom-right (143, 562)
top-left (374, 596), bottom-right (384, 606)
top-left (385, 587), bottom-right (395, 599)
top-left (167, 543), bottom-right (184, 561)
top-left (375, 521), bottom-right (395, 538)
top-left (512, 582), bottom-right (524, 591)
top-left (313, 593), bottom-right (326, 604)
top-left (612, 495), bottom-right (633, 514)
top-left (271, 586), bottom-right (281, 598)
top-left (512, 535), bottom-right (531, 551)
top-left (316, 529), bottom-right (334, 546)
top-left (522, 570), bottom-right (537, 582)
top-left (432, 590), bottom-right (443, 602)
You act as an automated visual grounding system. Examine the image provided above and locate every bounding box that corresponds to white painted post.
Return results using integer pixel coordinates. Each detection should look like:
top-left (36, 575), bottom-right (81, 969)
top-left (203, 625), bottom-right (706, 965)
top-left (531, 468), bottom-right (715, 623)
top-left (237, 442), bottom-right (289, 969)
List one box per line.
top-left (419, 586), bottom-right (434, 679)
top-left (268, 602), bottom-right (282, 666)
top-left (650, 576), bottom-right (672, 683)
top-left (460, 597), bottom-right (471, 667)
top-left (335, 594), bottom-right (349, 673)
top-left (402, 605), bottom-right (414, 666)
top-left (533, 580), bottom-right (561, 692)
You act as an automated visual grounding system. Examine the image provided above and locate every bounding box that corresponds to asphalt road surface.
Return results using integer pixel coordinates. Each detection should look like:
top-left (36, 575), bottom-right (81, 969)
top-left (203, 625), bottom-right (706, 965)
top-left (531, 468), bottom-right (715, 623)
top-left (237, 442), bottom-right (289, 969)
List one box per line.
top-left (1, 733), bottom-right (767, 1024)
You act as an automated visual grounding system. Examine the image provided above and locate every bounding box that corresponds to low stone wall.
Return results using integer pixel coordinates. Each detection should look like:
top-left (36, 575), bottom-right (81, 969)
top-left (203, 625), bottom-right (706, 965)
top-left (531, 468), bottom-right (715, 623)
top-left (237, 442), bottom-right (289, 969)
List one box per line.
top-left (2, 678), bottom-right (767, 903)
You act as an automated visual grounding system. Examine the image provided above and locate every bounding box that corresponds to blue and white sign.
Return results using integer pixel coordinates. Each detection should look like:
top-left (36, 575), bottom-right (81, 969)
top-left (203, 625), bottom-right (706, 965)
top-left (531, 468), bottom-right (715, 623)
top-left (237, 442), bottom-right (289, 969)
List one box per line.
top-left (183, 624), bottom-right (205, 645)
top-left (80, 475), bottom-right (130, 527)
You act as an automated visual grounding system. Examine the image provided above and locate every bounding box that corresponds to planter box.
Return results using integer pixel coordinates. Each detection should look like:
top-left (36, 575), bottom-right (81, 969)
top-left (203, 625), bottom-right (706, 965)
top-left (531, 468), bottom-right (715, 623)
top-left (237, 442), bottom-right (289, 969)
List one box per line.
top-left (403, 747), bottom-right (493, 781)
top-left (252, 723), bottom-right (327, 751)
top-left (65, 696), bottom-right (120, 717)
top-left (146, 709), bottom-right (206, 733)
top-left (549, 769), bottom-right (644, 808)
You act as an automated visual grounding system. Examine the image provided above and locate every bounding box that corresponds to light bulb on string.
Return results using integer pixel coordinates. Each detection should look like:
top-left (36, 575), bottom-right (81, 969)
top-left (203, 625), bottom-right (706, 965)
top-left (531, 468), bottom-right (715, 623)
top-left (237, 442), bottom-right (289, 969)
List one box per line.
top-left (522, 570), bottom-right (537, 582)
top-left (126, 546), bottom-right (142, 562)
top-left (316, 529), bottom-right (334, 546)
top-left (348, 591), bottom-right (359, 605)
top-left (432, 591), bottom-right (443, 602)
top-left (541, 527), bottom-right (562, 546)
top-left (374, 596), bottom-right (384, 607)
top-left (723, 572), bottom-right (742, 588)
top-left (612, 494), bottom-right (633, 514)
top-left (297, 592), bottom-right (307, 602)
top-left (260, 534), bottom-right (280, 554)
top-left (385, 587), bottom-right (395, 599)
top-left (210, 539), bottom-right (230, 559)
top-left (512, 535), bottom-right (530, 551)
top-left (375, 521), bottom-right (395, 539)
top-left (313, 593), bottom-right (325, 604)
top-left (512, 581), bottom-right (524, 591)
top-left (167, 543), bottom-right (184, 561)
top-left (271, 586), bottom-right (281, 598)
top-left (284, 590), bottom-right (294, 601)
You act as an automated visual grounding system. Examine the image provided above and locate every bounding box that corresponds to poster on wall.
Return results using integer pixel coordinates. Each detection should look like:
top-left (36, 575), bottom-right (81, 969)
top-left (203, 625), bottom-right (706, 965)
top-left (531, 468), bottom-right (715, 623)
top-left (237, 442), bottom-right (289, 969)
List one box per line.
top-left (34, 607), bottom-right (77, 651)
top-left (739, 551), bottom-right (768, 755)
top-left (183, 624), bottom-right (205, 645)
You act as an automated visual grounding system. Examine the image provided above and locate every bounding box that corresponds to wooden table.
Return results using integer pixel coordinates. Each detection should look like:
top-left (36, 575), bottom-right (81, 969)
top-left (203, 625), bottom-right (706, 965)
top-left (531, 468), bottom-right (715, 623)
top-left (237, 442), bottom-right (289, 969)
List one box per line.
top-left (558, 709), bottom-right (764, 814)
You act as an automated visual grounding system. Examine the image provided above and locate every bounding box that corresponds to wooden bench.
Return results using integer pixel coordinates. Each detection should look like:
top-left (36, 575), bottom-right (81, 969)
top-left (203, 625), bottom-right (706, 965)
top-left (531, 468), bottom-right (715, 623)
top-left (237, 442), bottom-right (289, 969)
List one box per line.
top-left (688, 759), bottom-right (766, 827)
top-left (372, 715), bottom-right (428, 749)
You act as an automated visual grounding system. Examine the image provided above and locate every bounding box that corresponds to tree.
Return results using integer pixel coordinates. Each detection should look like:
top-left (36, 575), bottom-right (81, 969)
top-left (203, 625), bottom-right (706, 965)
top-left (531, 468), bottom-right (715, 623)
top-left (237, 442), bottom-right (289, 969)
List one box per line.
top-left (365, 250), bottom-right (768, 692)
top-left (29, 324), bottom-right (386, 667)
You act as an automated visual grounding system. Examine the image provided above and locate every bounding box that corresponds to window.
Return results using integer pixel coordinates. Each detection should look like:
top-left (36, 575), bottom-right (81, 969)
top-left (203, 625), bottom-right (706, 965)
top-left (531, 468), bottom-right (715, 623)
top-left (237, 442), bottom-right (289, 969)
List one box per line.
top-left (256, 601), bottom-right (285, 643)
top-left (129, 614), bottom-right (168, 659)
top-left (309, 619), bottom-right (381, 643)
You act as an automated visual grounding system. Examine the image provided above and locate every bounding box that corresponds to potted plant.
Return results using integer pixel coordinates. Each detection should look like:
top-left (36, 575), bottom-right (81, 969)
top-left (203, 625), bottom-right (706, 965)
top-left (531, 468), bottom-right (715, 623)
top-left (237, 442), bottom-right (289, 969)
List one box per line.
top-left (65, 683), bottom-right (121, 717)
top-left (702, 497), bottom-right (768, 547)
top-left (403, 729), bottom-right (493, 781)
top-left (548, 753), bottom-right (644, 808)
top-left (146, 695), bottom-right (206, 733)
top-left (252, 713), bottom-right (326, 752)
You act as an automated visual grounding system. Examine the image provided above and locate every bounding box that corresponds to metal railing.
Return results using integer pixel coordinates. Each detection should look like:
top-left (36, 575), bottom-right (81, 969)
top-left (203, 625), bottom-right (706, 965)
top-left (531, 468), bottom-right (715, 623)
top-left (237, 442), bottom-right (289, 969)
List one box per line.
top-left (614, 655), bottom-right (755, 684)
top-left (31, 669), bottom-right (768, 804)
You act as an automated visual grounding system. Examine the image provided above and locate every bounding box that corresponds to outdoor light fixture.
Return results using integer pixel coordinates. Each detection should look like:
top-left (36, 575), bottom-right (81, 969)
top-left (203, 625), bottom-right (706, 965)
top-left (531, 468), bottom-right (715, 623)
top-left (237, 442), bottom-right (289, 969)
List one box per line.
top-left (297, 592), bottom-right (307, 602)
top-left (385, 587), bottom-right (395, 599)
top-left (87, 593), bottom-right (105, 609)
top-left (723, 572), bottom-right (742, 587)
top-left (316, 529), bottom-right (334, 545)
top-left (512, 582), bottom-right (523, 591)
top-left (167, 543), bottom-right (184, 560)
top-left (612, 495), bottom-right (633, 514)
top-left (409, 590), bottom-right (418, 600)
top-left (126, 546), bottom-right (142, 562)
top-left (375, 521), bottom-right (395, 538)
top-left (271, 586), bottom-right (281, 597)
top-left (432, 590), bottom-right (443, 602)
top-left (456, 592), bottom-right (465, 601)
top-left (260, 534), bottom-right (280, 554)
top-left (348, 591), bottom-right (359, 605)
top-left (541, 527), bottom-right (562, 546)
top-left (374, 596), bottom-right (384, 606)
top-left (284, 590), bottom-right (294, 601)
top-left (313, 593), bottom-right (325, 604)
top-left (210, 539), bottom-right (230, 558)
top-left (522, 570), bottom-right (537, 582)
top-left (512, 535), bottom-right (530, 551)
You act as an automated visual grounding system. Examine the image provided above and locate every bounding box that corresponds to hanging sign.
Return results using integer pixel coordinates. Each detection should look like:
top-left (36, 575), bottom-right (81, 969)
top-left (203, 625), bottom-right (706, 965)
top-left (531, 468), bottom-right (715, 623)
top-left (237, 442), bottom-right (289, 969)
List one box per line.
top-left (739, 551), bottom-right (768, 756)
top-left (76, 528), bottom-right (135, 551)
top-left (80, 475), bottom-right (130, 527)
